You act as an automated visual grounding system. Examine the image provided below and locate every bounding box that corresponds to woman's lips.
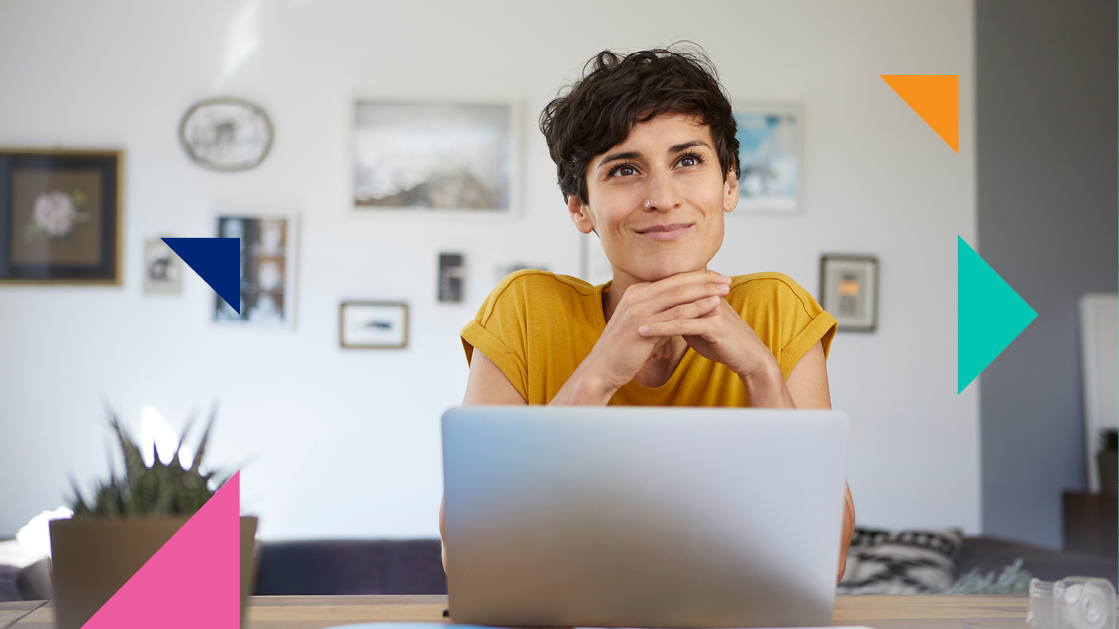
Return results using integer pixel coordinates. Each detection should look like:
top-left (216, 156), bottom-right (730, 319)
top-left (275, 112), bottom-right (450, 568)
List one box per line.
top-left (636, 223), bottom-right (693, 241)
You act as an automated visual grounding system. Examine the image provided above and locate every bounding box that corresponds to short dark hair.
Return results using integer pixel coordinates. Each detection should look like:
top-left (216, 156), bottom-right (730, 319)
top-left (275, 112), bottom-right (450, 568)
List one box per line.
top-left (539, 45), bottom-right (740, 205)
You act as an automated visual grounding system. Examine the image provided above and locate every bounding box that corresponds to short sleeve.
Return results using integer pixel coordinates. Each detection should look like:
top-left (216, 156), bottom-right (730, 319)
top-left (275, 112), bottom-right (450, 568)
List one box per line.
top-left (730, 274), bottom-right (838, 380)
top-left (460, 272), bottom-right (533, 401)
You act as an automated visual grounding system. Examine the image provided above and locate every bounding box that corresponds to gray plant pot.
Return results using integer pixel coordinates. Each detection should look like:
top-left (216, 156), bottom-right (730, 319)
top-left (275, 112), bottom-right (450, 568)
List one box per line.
top-left (48, 515), bottom-right (258, 629)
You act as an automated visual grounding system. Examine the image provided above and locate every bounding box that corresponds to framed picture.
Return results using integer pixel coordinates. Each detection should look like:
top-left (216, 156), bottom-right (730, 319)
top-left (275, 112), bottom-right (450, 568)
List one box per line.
top-left (340, 302), bottom-right (408, 348)
top-left (142, 237), bottom-right (182, 294)
top-left (353, 100), bottom-right (515, 212)
top-left (213, 214), bottom-right (297, 326)
top-left (179, 97), bottom-right (273, 172)
top-left (0, 149), bottom-right (122, 284)
top-left (820, 255), bottom-right (878, 332)
top-left (438, 252), bottom-right (466, 303)
top-left (732, 102), bottom-right (802, 213)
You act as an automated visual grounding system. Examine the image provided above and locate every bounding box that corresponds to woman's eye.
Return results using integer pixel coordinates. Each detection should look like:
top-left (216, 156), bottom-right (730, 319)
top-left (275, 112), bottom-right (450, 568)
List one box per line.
top-left (678, 153), bottom-right (703, 167)
top-left (609, 164), bottom-right (637, 177)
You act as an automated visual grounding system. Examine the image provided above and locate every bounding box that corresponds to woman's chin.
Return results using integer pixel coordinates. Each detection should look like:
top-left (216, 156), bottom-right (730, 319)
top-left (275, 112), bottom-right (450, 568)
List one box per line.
top-left (627, 261), bottom-right (709, 283)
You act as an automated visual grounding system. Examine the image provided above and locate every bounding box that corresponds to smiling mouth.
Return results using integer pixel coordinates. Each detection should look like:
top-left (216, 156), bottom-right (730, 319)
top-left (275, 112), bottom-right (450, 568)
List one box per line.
top-left (636, 223), bottom-right (693, 240)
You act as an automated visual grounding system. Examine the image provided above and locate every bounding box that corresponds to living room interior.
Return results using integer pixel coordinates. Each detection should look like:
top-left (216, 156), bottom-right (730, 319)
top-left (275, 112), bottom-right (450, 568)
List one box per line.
top-left (0, 0), bottom-right (1115, 604)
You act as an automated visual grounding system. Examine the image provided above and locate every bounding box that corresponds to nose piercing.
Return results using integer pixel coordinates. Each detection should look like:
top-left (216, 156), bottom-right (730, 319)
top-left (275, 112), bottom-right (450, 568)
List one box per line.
top-left (645, 200), bottom-right (652, 209)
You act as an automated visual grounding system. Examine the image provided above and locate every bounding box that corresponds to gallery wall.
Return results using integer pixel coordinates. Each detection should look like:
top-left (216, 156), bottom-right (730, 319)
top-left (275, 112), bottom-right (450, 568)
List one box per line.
top-left (0, 0), bottom-right (978, 540)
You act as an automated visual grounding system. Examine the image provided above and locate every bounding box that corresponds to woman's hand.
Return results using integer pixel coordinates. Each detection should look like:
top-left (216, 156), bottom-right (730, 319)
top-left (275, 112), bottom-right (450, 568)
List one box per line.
top-left (556, 271), bottom-right (732, 404)
top-left (635, 289), bottom-right (780, 382)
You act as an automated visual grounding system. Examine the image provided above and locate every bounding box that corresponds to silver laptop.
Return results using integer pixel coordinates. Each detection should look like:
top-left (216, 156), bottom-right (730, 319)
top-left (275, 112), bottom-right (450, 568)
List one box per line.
top-left (441, 406), bottom-right (849, 628)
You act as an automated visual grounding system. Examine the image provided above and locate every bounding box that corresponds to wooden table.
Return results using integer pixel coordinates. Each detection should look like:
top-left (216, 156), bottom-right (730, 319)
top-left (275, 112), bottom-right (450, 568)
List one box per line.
top-left (0, 594), bottom-right (1030, 629)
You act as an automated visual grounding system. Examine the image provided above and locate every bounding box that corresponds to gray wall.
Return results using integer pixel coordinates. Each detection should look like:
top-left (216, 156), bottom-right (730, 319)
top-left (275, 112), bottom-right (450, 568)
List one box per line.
top-left (977, 0), bottom-right (1118, 548)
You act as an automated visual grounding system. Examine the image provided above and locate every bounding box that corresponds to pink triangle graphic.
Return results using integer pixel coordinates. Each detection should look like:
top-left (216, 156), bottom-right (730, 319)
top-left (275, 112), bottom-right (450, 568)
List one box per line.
top-left (82, 472), bottom-right (241, 629)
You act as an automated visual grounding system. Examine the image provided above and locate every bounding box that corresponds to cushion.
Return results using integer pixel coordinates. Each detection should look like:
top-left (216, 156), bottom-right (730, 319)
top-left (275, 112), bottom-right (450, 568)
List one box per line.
top-left (837, 528), bottom-right (963, 595)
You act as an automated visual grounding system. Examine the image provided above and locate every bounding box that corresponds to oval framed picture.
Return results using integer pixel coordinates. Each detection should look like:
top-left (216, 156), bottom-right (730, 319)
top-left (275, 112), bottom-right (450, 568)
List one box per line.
top-left (179, 97), bottom-right (273, 171)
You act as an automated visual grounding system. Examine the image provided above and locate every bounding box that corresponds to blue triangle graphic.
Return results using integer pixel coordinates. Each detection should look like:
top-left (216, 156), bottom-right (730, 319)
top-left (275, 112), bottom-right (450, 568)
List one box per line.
top-left (162, 238), bottom-right (241, 314)
top-left (957, 236), bottom-right (1037, 393)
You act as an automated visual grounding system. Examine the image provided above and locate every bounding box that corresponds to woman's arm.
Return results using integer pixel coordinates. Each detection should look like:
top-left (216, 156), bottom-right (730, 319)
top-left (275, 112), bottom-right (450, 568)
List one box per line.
top-left (443, 351), bottom-right (526, 570)
top-left (785, 341), bottom-right (855, 582)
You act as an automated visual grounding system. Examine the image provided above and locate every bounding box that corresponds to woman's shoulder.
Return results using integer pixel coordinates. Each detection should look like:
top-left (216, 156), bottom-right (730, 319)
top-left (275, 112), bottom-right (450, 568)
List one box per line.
top-left (477, 269), bottom-right (598, 320)
top-left (726, 272), bottom-right (823, 315)
top-left (492, 269), bottom-right (597, 297)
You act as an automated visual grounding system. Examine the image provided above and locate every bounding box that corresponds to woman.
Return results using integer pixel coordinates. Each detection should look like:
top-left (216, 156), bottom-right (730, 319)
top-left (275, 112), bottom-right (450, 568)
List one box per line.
top-left (444, 46), bottom-right (855, 580)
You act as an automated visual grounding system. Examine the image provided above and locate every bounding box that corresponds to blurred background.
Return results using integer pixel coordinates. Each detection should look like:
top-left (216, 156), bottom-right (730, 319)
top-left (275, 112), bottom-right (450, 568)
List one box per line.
top-left (0, 0), bottom-right (1113, 561)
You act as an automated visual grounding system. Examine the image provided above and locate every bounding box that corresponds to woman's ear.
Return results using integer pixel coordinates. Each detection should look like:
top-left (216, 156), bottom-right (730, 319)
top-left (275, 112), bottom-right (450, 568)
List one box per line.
top-left (568, 195), bottom-right (597, 234)
top-left (723, 169), bottom-right (740, 213)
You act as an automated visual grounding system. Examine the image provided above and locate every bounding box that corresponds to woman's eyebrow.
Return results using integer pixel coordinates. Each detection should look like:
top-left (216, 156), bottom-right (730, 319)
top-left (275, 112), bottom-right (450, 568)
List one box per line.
top-left (668, 140), bottom-right (710, 153)
top-left (597, 151), bottom-right (640, 169)
top-left (596, 140), bottom-right (710, 169)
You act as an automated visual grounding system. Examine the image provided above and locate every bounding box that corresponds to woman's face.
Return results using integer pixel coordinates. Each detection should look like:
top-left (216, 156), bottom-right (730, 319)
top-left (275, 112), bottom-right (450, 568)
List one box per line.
top-left (569, 113), bottom-right (739, 284)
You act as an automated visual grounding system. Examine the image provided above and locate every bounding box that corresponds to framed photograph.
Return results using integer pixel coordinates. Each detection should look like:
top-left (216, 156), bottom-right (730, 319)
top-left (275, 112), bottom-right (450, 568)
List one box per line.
top-left (179, 97), bottom-right (273, 172)
top-left (733, 102), bottom-right (802, 213)
top-left (213, 214), bottom-right (297, 326)
top-left (0, 149), bottom-right (122, 284)
top-left (438, 252), bottom-right (465, 303)
top-left (820, 255), bottom-right (878, 332)
top-left (142, 237), bottom-right (182, 294)
top-left (340, 301), bottom-right (408, 348)
top-left (354, 100), bottom-right (514, 212)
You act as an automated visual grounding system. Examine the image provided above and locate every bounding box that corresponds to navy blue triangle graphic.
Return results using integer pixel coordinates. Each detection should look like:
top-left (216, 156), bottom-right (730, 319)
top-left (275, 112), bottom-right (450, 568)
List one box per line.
top-left (162, 238), bottom-right (241, 314)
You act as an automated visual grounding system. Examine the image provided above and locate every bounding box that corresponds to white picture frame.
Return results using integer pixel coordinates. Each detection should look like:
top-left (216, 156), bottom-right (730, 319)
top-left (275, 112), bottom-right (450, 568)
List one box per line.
top-left (142, 237), bottom-right (183, 295)
top-left (212, 213), bottom-right (298, 328)
top-left (353, 99), bottom-right (519, 213)
top-left (1079, 293), bottom-right (1119, 492)
top-left (340, 301), bottom-right (408, 348)
top-left (732, 101), bottom-right (803, 213)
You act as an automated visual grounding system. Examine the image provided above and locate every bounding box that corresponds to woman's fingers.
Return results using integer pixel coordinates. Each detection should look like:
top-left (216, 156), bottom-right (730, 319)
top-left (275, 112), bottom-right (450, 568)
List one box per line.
top-left (638, 315), bottom-right (719, 338)
top-left (655, 295), bottom-right (722, 323)
top-left (627, 271), bottom-right (731, 312)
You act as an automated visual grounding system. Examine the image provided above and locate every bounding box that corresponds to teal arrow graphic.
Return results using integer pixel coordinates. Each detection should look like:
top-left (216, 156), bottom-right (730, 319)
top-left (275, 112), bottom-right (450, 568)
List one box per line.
top-left (958, 236), bottom-right (1037, 393)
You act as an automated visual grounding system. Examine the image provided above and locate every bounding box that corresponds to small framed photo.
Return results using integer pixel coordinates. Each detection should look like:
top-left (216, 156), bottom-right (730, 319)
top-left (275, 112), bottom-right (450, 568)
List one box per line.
top-left (732, 102), bottom-right (802, 213)
top-left (438, 252), bottom-right (465, 303)
top-left (340, 302), bottom-right (408, 348)
top-left (353, 100), bottom-right (516, 212)
top-left (0, 149), bottom-right (123, 284)
top-left (820, 255), bottom-right (878, 332)
top-left (213, 213), bottom-right (297, 326)
top-left (142, 237), bottom-right (182, 294)
top-left (179, 97), bottom-right (273, 172)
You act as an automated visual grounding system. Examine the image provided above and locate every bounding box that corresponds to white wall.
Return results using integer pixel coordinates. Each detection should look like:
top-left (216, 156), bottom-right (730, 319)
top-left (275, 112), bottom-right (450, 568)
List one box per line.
top-left (0, 0), bottom-right (978, 540)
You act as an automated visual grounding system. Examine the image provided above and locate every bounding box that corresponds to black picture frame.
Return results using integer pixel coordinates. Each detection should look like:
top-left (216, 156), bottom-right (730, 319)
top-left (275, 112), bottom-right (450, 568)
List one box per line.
top-left (0, 149), bottom-right (123, 284)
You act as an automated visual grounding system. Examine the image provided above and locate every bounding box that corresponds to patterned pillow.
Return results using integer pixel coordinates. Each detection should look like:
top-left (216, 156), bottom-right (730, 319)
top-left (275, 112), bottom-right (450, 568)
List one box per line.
top-left (837, 528), bottom-right (963, 595)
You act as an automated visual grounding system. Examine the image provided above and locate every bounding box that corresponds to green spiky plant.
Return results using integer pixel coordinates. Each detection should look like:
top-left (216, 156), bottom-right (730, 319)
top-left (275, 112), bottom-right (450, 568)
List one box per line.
top-left (69, 405), bottom-right (226, 518)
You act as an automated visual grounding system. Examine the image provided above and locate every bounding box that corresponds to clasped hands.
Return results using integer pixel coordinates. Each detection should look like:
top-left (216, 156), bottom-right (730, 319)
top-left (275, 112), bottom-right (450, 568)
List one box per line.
top-left (588, 270), bottom-right (781, 394)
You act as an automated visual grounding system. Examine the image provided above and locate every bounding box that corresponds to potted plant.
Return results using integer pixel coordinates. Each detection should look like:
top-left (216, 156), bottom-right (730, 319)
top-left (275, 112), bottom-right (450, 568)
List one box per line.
top-left (1098, 429), bottom-right (1117, 496)
top-left (48, 407), bottom-right (258, 629)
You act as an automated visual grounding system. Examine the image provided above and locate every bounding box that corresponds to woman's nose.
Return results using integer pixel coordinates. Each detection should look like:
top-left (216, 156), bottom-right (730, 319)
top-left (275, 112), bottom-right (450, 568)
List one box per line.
top-left (644, 167), bottom-right (680, 211)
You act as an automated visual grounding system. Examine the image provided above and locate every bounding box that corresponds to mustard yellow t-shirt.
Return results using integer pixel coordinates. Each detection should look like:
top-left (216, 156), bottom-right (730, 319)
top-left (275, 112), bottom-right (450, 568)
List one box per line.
top-left (460, 270), bottom-right (837, 406)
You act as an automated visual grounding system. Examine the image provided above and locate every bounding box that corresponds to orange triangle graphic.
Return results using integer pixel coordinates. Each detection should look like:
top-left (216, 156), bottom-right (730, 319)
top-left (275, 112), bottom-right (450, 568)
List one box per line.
top-left (880, 75), bottom-right (959, 153)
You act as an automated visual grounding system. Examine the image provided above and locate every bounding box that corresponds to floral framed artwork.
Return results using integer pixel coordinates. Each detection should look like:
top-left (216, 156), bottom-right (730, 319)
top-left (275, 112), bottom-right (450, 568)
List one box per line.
top-left (0, 149), bottom-right (123, 284)
top-left (820, 255), bottom-right (878, 332)
top-left (732, 102), bottom-right (802, 213)
top-left (339, 302), bottom-right (408, 348)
